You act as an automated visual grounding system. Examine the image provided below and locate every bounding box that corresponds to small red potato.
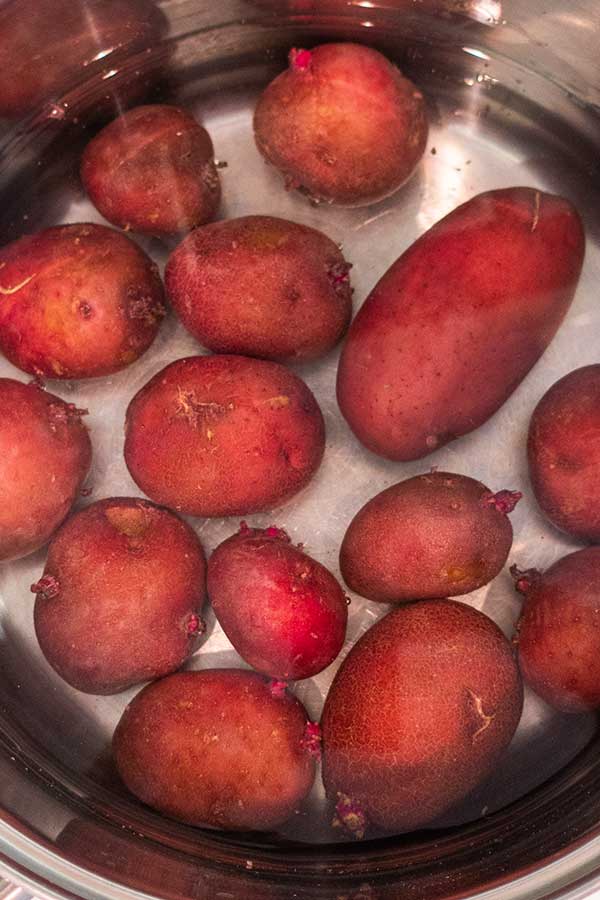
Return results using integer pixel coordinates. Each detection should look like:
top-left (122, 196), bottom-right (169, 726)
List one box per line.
top-left (165, 215), bottom-right (352, 360)
top-left (321, 599), bottom-right (523, 836)
top-left (512, 548), bottom-right (600, 713)
top-left (528, 366), bottom-right (600, 541)
top-left (0, 223), bottom-right (165, 379)
top-left (0, 378), bottom-right (91, 561)
top-left (253, 43), bottom-right (428, 206)
top-left (124, 354), bottom-right (325, 517)
top-left (32, 497), bottom-right (206, 694)
top-left (340, 472), bottom-right (521, 603)
top-left (81, 105), bottom-right (221, 236)
top-left (208, 524), bottom-right (347, 679)
top-left (113, 669), bottom-right (318, 830)
top-left (337, 188), bottom-right (585, 460)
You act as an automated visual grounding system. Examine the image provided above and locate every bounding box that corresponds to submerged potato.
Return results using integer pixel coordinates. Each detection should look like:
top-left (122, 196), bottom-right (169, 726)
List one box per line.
top-left (165, 215), bottom-right (352, 360)
top-left (321, 599), bottom-right (523, 836)
top-left (340, 472), bottom-right (521, 602)
top-left (254, 43), bottom-right (428, 206)
top-left (124, 354), bottom-right (325, 517)
top-left (0, 223), bottom-right (165, 379)
top-left (0, 378), bottom-right (91, 561)
top-left (513, 548), bottom-right (600, 713)
top-left (33, 498), bottom-right (207, 694)
top-left (81, 105), bottom-right (221, 236)
top-left (528, 366), bottom-right (600, 541)
top-left (113, 669), bottom-right (318, 830)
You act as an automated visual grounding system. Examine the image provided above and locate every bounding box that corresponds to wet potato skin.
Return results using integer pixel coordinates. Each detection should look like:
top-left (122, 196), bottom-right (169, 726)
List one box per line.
top-left (528, 365), bottom-right (600, 542)
top-left (321, 599), bottom-right (523, 835)
top-left (113, 669), bottom-right (317, 831)
top-left (253, 42), bottom-right (428, 207)
top-left (0, 378), bottom-right (91, 561)
top-left (81, 105), bottom-right (221, 236)
top-left (339, 472), bottom-right (519, 603)
top-left (208, 525), bottom-right (348, 680)
top-left (337, 187), bottom-right (585, 461)
top-left (165, 215), bottom-right (352, 361)
top-left (33, 497), bottom-right (207, 695)
top-left (0, 223), bottom-right (165, 379)
top-left (124, 354), bottom-right (325, 517)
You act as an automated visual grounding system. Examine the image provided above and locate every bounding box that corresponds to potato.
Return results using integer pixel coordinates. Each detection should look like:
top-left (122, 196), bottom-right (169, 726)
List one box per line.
top-left (340, 472), bottom-right (521, 603)
top-left (0, 0), bottom-right (165, 119)
top-left (124, 354), bottom-right (325, 517)
top-left (0, 223), bottom-right (165, 379)
top-left (253, 43), bottom-right (428, 206)
top-left (321, 599), bottom-right (523, 836)
top-left (337, 188), bottom-right (585, 460)
top-left (0, 378), bottom-right (91, 561)
top-left (81, 105), bottom-right (220, 236)
top-left (113, 670), bottom-right (318, 830)
top-left (208, 524), bottom-right (347, 679)
top-left (32, 498), bottom-right (206, 695)
top-left (512, 548), bottom-right (600, 712)
top-left (165, 215), bottom-right (352, 361)
top-left (528, 366), bottom-right (600, 541)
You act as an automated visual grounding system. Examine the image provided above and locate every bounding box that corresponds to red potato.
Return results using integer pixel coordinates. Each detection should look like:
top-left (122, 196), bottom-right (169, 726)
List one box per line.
top-left (208, 524), bottom-right (347, 679)
top-left (0, 0), bottom-right (165, 119)
top-left (253, 43), bottom-right (428, 207)
top-left (528, 366), bottom-right (600, 541)
top-left (340, 472), bottom-right (521, 603)
top-left (337, 187), bottom-right (585, 461)
top-left (512, 548), bottom-right (600, 713)
top-left (81, 105), bottom-right (221, 236)
top-left (165, 215), bottom-right (352, 361)
top-left (321, 599), bottom-right (523, 836)
top-left (124, 355), bottom-right (325, 517)
top-left (0, 223), bottom-right (165, 379)
top-left (32, 498), bottom-right (206, 695)
top-left (0, 379), bottom-right (91, 561)
top-left (113, 670), bottom-right (318, 830)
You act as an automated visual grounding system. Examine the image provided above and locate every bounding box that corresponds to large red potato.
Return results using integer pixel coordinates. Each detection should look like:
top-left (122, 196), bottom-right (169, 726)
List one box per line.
top-left (124, 355), bottom-right (325, 517)
top-left (33, 498), bottom-right (206, 695)
top-left (321, 599), bottom-right (523, 836)
top-left (254, 43), bottom-right (428, 207)
top-left (0, 223), bottom-right (165, 379)
top-left (113, 670), bottom-right (318, 830)
top-left (81, 105), bottom-right (220, 236)
top-left (165, 215), bottom-right (352, 361)
top-left (512, 548), bottom-right (600, 713)
top-left (208, 524), bottom-right (347, 679)
top-left (340, 472), bottom-right (521, 603)
top-left (337, 188), bottom-right (585, 461)
top-left (528, 366), bottom-right (600, 541)
top-left (0, 378), bottom-right (91, 561)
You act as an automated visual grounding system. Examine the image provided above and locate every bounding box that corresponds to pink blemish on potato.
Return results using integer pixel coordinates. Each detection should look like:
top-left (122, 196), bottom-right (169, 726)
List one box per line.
top-left (510, 564), bottom-right (542, 595)
top-left (327, 261), bottom-right (353, 295)
top-left (48, 402), bottom-right (89, 426)
top-left (301, 721), bottom-right (322, 759)
top-left (31, 574), bottom-right (60, 600)
top-left (332, 792), bottom-right (367, 839)
top-left (289, 48), bottom-right (312, 72)
top-left (483, 490), bottom-right (522, 515)
top-left (186, 613), bottom-right (206, 636)
top-left (265, 525), bottom-right (291, 541)
top-left (268, 679), bottom-right (288, 698)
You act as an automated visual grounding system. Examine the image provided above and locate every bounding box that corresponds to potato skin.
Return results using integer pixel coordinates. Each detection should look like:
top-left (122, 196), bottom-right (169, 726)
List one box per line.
top-left (514, 548), bottom-right (600, 713)
top-left (321, 599), bottom-right (523, 834)
top-left (33, 498), bottom-right (206, 695)
top-left (0, 223), bottom-right (165, 379)
top-left (124, 355), bottom-right (325, 517)
top-left (253, 43), bottom-right (428, 207)
top-left (165, 215), bottom-right (352, 361)
top-left (340, 472), bottom-right (519, 603)
top-left (113, 669), bottom-right (317, 830)
top-left (208, 525), bottom-right (347, 679)
top-left (0, 379), bottom-right (91, 561)
top-left (337, 188), bottom-right (585, 461)
top-left (81, 105), bottom-right (220, 236)
top-left (528, 366), bottom-right (600, 541)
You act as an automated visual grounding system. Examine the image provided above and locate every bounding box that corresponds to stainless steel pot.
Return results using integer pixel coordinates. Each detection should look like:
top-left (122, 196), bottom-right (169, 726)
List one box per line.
top-left (1, 1), bottom-right (599, 898)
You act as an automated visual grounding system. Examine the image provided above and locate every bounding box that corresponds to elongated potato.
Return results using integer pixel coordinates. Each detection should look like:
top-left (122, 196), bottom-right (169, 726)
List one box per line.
top-left (337, 188), bottom-right (585, 461)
